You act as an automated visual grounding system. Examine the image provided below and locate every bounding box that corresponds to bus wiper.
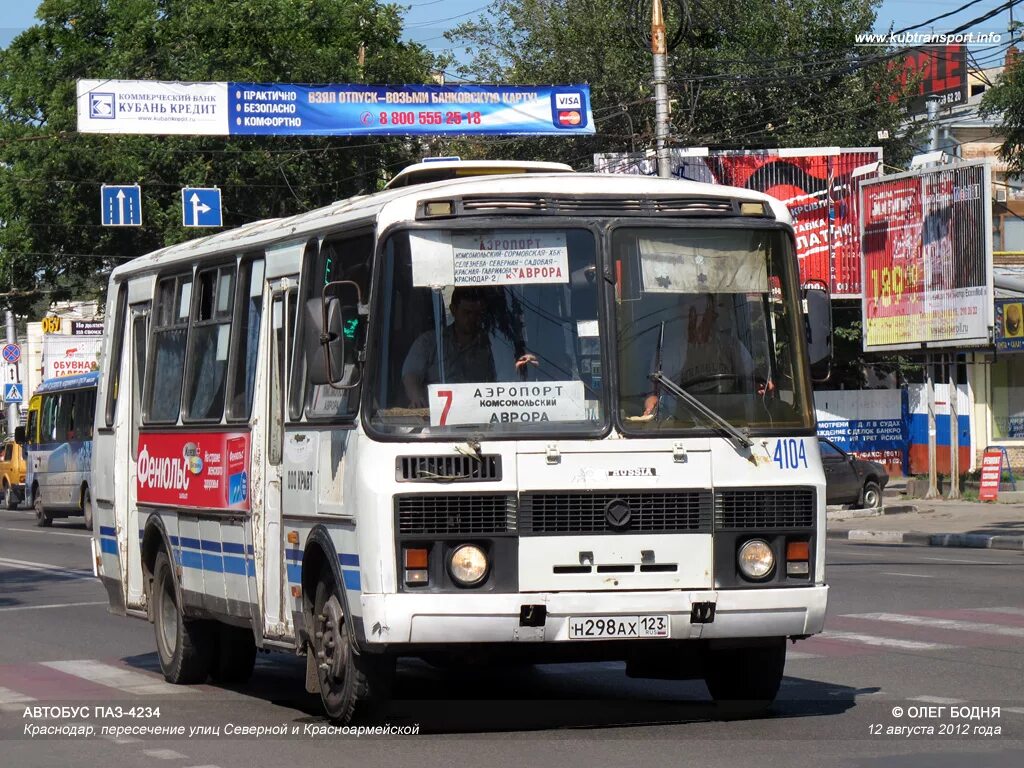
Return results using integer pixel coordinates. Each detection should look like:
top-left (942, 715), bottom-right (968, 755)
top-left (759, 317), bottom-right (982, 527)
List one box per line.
top-left (648, 371), bottom-right (754, 449)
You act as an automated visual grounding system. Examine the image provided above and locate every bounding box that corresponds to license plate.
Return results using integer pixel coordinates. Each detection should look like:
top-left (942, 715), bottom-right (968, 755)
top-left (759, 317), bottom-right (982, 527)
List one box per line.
top-left (567, 614), bottom-right (670, 640)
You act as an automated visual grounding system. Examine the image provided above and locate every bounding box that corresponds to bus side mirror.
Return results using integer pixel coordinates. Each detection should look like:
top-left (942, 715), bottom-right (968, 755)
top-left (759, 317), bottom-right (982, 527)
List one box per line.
top-left (803, 284), bottom-right (832, 383)
top-left (14, 426), bottom-right (26, 445)
top-left (306, 281), bottom-right (365, 389)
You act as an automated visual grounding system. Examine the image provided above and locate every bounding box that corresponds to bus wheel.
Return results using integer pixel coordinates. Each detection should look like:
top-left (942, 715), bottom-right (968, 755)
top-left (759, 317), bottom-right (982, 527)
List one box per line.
top-left (82, 488), bottom-right (94, 531)
top-left (3, 482), bottom-right (15, 510)
top-left (703, 637), bottom-right (786, 718)
top-left (152, 551), bottom-right (214, 684)
top-left (311, 576), bottom-right (393, 724)
top-left (34, 489), bottom-right (52, 527)
top-left (211, 625), bottom-right (257, 684)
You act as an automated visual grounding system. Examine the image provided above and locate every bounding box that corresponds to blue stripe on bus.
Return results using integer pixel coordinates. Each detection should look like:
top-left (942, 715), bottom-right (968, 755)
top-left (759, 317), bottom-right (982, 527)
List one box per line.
top-left (342, 570), bottom-right (361, 591)
top-left (339, 553), bottom-right (359, 567)
top-left (286, 563), bottom-right (302, 584)
top-left (222, 542), bottom-right (253, 555)
top-left (99, 526), bottom-right (116, 537)
top-left (99, 538), bottom-right (118, 555)
top-left (179, 549), bottom-right (204, 570)
top-left (223, 555), bottom-right (254, 576)
top-left (285, 548), bottom-right (303, 562)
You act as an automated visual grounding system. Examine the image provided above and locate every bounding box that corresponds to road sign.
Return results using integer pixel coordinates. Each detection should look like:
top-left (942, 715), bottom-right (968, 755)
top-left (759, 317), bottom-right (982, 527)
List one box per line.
top-left (101, 184), bottom-right (142, 226)
top-left (181, 187), bottom-right (222, 227)
top-left (1, 344), bottom-right (20, 364)
top-left (3, 383), bottom-right (23, 404)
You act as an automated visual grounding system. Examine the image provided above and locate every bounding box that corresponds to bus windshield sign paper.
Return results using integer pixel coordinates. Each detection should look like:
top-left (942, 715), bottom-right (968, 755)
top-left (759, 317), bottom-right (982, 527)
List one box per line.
top-left (428, 381), bottom-right (586, 426)
top-left (136, 432), bottom-right (250, 511)
top-left (410, 231), bottom-right (570, 287)
top-left (78, 81), bottom-right (595, 136)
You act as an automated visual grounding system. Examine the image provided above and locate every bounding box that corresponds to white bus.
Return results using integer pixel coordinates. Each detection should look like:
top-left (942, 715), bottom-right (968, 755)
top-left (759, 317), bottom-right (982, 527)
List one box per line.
top-left (93, 162), bottom-right (831, 722)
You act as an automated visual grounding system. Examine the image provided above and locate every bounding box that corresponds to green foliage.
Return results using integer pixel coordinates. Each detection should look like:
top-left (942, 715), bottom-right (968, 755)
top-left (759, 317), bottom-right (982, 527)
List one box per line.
top-left (980, 53), bottom-right (1024, 175)
top-left (446, 0), bottom-right (920, 166)
top-left (0, 0), bottom-right (438, 312)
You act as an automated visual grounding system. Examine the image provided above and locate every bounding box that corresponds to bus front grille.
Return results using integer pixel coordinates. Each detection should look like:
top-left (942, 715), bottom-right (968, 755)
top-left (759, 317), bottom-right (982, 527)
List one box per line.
top-left (396, 494), bottom-right (516, 535)
top-left (518, 491), bottom-right (713, 535)
top-left (714, 487), bottom-right (816, 529)
top-left (396, 454), bottom-right (501, 482)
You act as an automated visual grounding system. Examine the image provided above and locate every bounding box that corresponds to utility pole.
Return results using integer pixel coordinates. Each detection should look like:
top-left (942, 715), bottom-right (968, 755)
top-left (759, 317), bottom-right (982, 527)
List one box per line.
top-left (948, 353), bottom-right (960, 498)
top-left (651, 0), bottom-right (670, 178)
top-left (924, 95), bottom-right (941, 499)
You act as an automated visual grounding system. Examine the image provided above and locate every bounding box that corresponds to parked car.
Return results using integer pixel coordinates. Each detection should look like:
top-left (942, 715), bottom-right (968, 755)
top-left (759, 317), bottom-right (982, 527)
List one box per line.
top-left (818, 437), bottom-right (889, 509)
top-left (0, 438), bottom-right (27, 510)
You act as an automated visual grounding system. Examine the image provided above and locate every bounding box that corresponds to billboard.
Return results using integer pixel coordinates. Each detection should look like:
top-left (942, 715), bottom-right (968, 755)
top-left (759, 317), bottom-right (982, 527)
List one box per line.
top-left (42, 335), bottom-right (103, 378)
top-left (889, 45), bottom-right (968, 114)
top-left (994, 298), bottom-right (1024, 352)
top-left (860, 161), bottom-right (993, 351)
top-left (77, 80), bottom-right (595, 136)
top-left (593, 147), bottom-right (882, 297)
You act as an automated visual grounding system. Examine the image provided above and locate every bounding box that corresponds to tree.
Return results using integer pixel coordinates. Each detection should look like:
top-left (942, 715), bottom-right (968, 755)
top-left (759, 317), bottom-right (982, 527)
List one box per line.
top-left (446, 0), bottom-right (919, 167)
top-left (0, 0), bottom-right (439, 313)
top-left (980, 45), bottom-right (1024, 175)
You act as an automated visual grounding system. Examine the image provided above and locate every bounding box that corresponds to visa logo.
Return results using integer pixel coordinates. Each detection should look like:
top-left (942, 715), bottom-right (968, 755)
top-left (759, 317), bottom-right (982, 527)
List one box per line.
top-left (555, 93), bottom-right (581, 109)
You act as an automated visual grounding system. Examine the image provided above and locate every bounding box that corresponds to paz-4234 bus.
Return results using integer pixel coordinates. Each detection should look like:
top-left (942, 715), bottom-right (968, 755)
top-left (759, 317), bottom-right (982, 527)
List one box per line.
top-left (92, 161), bottom-right (832, 723)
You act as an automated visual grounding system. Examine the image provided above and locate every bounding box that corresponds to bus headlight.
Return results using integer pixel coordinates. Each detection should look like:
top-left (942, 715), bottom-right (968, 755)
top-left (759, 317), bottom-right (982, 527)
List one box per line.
top-left (737, 539), bottom-right (774, 580)
top-left (449, 544), bottom-right (488, 586)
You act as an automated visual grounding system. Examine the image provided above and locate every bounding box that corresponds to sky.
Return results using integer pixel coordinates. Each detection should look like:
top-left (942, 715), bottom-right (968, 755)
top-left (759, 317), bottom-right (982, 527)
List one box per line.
top-left (0, 0), bottom-right (1018, 66)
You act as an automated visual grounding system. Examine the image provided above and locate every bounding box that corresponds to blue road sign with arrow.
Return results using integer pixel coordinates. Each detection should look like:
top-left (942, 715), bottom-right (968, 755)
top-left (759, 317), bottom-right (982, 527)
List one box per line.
top-left (181, 187), bottom-right (223, 228)
top-left (100, 185), bottom-right (142, 226)
top-left (3, 383), bottom-right (23, 404)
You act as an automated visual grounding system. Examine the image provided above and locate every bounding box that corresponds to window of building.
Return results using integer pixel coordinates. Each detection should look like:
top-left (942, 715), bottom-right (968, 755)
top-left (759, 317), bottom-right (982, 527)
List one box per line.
top-left (991, 355), bottom-right (1024, 439)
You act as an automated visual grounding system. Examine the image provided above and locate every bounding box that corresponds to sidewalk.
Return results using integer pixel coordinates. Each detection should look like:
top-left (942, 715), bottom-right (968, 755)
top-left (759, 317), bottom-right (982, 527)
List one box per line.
top-left (826, 481), bottom-right (1024, 550)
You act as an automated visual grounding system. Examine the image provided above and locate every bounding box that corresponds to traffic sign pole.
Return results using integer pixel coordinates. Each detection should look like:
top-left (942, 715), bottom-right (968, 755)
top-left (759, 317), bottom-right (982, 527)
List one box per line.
top-left (5, 311), bottom-right (19, 432)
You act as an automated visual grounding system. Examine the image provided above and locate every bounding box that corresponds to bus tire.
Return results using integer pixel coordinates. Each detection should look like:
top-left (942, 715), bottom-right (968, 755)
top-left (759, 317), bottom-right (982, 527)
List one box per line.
top-left (311, 574), bottom-right (393, 724)
top-left (3, 482), bottom-right (15, 510)
top-left (152, 550), bottom-right (214, 685)
top-left (34, 488), bottom-right (52, 527)
top-left (211, 624), bottom-right (257, 684)
top-left (82, 487), bottom-right (94, 531)
top-left (703, 637), bottom-right (786, 718)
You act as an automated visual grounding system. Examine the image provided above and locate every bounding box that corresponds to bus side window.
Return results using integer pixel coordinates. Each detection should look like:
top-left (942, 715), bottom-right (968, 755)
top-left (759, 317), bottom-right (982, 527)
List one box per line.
top-left (146, 274), bottom-right (192, 424)
top-left (131, 312), bottom-right (149, 460)
top-left (41, 394), bottom-right (59, 443)
top-left (184, 264), bottom-right (235, 421)
top-left (104, 282), bottom-right (128, 427)
top-left (270, 290), bottom-right (296, 465)
top-left (227, 255), bottom-right (265, 421)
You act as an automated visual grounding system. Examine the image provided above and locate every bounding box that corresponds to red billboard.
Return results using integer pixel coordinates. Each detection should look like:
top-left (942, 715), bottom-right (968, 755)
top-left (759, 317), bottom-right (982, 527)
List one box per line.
top-left (137, 431), bottom-right (251, 510)
top-left (889, 45), bottom-right (968, 113)
top-left (860, 162), bottom-right (992, 350)
top-left (704, 149), bottom-right (881, 296)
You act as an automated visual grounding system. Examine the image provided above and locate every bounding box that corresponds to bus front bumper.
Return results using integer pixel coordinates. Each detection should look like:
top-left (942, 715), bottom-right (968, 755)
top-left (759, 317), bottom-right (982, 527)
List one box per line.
top-left (359, 585), bottom-right (828, 645)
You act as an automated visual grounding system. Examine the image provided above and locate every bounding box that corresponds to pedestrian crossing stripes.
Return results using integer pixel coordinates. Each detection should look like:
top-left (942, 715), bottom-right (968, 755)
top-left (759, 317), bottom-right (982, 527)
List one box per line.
top-left (41, 660), bottom-right (189, 696)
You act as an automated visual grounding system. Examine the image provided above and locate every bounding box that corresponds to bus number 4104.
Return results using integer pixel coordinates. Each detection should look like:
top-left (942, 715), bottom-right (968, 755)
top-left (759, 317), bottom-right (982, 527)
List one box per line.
top-left (773, 438), bottom-right (808, 469)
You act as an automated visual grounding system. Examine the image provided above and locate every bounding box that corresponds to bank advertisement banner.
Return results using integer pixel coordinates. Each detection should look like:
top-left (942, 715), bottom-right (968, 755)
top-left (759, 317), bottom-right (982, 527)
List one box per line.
top-left (593, 147), bottom-right (881, 297)
top-left (77, 80), bottom-right (594, 136)
top-left (860, 162), bottom-right (993, 351)
top-left (815, 389), bottom-right (906, 474)
top-left (137, 432), bottom-right (250, 511)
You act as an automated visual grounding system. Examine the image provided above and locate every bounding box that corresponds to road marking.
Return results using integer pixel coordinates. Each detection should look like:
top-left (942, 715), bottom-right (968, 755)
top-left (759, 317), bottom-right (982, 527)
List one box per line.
top-left (0, 526), bottom-right (91, 539)
top-left (104, 735), bottom-right (142, 744)
top-left (786, 651), bottom-right (819, 660)
top-left (821, 630), bottom-right (954, 651)
top-left (849, 612), bottom-right (1024, 639)
top-left (0, 601), bottom-right (106, 613)
top-left (1004, 707), bottom-right (1024, 715)
top-left (0, 556), bottom-right (93, 578)
top-left (41, 660), bottom-right (189, 696)
top-left (881, 572), bottom-right (935, 578)
top-left (0, 685), bottom-right (35, 712)
top-left (143, 749), bottom-right (187, 760)
top-left (909, 696), bottom-right (963, 705)
top-left (982, 607), bottom-right (1024, 617)
top-left (918, 556), bottom-right (989, 564)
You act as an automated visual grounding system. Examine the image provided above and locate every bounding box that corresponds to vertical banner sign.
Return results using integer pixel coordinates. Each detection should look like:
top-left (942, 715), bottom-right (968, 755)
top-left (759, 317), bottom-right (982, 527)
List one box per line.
top-left (77, 80), bottom-right (595, 136)
top-left (860, 162), bottom-right (993, 351)
top-left (978, 448), bottom-right (1004, 501)
top-left (592, 147), bottom-right (882, 296)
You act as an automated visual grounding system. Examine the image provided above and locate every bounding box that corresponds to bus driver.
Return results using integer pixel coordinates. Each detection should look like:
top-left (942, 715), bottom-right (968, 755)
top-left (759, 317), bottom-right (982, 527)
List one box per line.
top-left (402, 287), bottom-right (537, 407)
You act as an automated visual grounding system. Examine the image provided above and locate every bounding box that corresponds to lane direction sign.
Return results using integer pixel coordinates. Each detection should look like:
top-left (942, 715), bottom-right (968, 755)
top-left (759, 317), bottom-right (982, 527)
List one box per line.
top-left (100, 185), bottom-right (142, 226)
top-left (181, 187), bottom-right (222, 228)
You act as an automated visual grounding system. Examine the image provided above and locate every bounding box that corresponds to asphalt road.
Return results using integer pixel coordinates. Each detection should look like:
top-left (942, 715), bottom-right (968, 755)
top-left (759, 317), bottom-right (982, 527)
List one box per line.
top-left (1, 507), bottom-right (1022, 768)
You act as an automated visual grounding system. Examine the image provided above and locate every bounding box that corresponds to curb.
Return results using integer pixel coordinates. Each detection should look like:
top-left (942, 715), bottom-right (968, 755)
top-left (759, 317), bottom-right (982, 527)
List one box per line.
top-left (827, 528), bottom-right (1024, 551)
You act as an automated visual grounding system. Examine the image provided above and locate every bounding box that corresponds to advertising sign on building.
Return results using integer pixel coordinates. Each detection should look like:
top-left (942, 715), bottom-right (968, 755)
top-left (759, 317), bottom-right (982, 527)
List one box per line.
top-left (593, 147), bottom-right (882, 297)
top-left (888, 45), bottom-right (968, 113)
top-left (994, 298), bottom-right (1024, 352)
top-left (860, 161), bottom-right (993, 351)
top-left (815, 389), bottom-right (906, 474)
top-left (42, 335), bottom-right (103, 378)
top-left (77, 80), bottom-right (595, 136)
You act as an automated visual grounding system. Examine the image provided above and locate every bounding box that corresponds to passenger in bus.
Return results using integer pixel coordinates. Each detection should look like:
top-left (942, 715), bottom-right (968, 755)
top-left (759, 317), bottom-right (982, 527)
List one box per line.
top-left (401, 287), bottom-right (537, 407)
top-left (641, 293), bottom-right (770, 417)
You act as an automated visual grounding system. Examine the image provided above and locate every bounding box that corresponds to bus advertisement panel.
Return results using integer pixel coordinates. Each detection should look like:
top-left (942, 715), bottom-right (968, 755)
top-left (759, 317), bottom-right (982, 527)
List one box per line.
top-left (860, 161), bottom-right (993, 351)
top-left (136, 432), bottom-right (250, 510)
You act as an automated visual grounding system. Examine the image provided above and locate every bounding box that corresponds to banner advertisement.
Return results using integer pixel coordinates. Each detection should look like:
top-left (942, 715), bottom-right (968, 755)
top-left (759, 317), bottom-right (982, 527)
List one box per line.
top-left (593, 147), bottom-right (882, 296)
top-left (815, 389), bottom-right (906, 474)
top-left (888, 45), bottom-right (968, 114)
top-left (42, 335), bottom-right (102, 378)
top-left (77, 80), bottom-right (595, 136)
top-left (994, 298), bottom-right (1024, 352)
top-left (860, 162), bottom-right (993, 351)
top-left (136, 431), bottom-right (250, 511)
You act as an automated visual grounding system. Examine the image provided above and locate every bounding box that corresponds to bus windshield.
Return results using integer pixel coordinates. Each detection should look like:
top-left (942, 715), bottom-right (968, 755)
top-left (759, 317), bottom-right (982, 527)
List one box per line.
top-left (369, 227), bottom-right (604, 437)
top-left (613, 226), bottom-right (813, 433)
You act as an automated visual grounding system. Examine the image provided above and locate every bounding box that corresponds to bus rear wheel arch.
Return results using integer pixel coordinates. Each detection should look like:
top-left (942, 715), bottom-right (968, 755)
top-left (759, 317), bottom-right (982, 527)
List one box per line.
top-left (152, 549), bottom-right (215, 684)
top-left (80, 485), bottom-right (93, 531)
